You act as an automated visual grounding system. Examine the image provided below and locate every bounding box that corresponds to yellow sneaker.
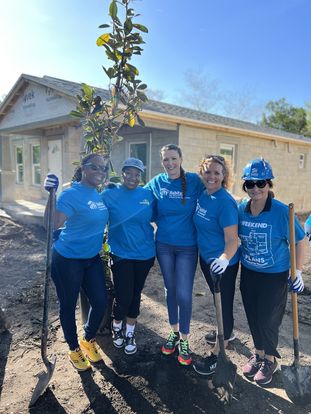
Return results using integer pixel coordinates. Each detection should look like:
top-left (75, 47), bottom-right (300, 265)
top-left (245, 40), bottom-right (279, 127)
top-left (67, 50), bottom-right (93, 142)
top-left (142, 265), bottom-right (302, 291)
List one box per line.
top-left (68, 347), bottom-right (91, 371)
top-left (79, 337), bottom-right (102, 363)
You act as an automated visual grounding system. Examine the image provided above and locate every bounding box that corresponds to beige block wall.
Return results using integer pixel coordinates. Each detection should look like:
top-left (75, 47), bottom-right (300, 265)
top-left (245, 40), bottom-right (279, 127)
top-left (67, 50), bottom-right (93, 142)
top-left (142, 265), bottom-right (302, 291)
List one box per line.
top-left (178, 124), bottom-right (311, 212)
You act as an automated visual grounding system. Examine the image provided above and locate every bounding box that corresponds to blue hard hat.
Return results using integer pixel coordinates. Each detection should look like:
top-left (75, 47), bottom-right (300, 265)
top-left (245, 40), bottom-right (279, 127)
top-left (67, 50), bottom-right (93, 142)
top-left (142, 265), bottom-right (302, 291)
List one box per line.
top-left (242, 158), bottom-right (274, 180)
top-left (122, 157), bottom-right (145, 173)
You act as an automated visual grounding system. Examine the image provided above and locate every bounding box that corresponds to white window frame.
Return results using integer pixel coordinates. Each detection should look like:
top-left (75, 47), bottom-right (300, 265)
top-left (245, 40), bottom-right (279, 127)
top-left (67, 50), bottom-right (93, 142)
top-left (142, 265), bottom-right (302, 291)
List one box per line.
top-left (15, 145), bottom-right (24, 184)
top-left (219, 143), bottom-right (236, 171)
top-left (129, 141), bottom-right (147, 182)
top-left (299, 153), bottom-right (306, 169)
top-left (31, 143), bottom-right (41, 185)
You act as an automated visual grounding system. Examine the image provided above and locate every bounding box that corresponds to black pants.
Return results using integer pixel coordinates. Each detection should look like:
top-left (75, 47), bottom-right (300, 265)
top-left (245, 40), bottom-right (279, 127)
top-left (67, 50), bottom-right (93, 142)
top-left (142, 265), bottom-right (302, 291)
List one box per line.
top-left (240, 265), bottom-right (288, 358)
top-left (200, 257), bottom-right (239, 341)
top-left (111, 256), bottom-right (155, 321)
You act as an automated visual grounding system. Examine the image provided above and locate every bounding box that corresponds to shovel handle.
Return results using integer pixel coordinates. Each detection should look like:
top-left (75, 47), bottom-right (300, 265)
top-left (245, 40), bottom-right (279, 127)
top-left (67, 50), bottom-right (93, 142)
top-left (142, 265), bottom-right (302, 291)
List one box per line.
top-left (41, 189), bottom-right (56, 366)
top-left (289, 203), bottom-right (299, 352)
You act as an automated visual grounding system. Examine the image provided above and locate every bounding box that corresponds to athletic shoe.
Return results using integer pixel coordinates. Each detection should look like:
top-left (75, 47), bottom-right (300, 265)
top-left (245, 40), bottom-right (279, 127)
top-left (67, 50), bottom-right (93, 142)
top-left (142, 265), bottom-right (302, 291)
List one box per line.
top-left (205, 330), bottom-right (236, 345)
top-left (79, 337), bottom-right (102, 362)
top-left (68, 347), bottom-right (91, 371)
top-left (242, 354), bottom-right (264, 378)
top-left (112, 324), bottom-right (125, 348)
top-left (193, 354), bottom-right (218, 376)
top-left (161, 331), bottom-right (180, 355)
top-left (124, 332), bottom-right (137, 355)
top-left (177, 338), bottom-right (192, 365)
top-left (254, 358), bottom-right (278, 385)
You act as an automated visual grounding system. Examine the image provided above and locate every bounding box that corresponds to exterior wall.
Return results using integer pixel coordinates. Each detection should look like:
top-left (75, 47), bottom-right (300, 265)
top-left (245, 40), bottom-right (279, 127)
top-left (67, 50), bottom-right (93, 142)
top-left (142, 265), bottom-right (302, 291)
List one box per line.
top-left (179, 124), bottom-right (311, 211)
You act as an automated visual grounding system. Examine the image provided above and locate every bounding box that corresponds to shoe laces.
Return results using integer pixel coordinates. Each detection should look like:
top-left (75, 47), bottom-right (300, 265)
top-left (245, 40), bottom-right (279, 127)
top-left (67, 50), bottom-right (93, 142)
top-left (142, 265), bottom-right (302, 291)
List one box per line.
top-left (74, 348), bottom-right (87, 362)
top-left (167, 331), bottom-right (178, 346)
top-left (179, 339), bottom-right (189, 354)
top-left (260, 358), bottom-right (274, 373)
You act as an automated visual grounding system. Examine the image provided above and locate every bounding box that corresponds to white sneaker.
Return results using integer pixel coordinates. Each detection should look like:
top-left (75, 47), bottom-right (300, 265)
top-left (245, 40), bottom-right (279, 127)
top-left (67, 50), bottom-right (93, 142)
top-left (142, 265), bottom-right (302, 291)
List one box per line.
top-left (124, 332), bottom-right (137, 355)
top-left (112, 324), bottom-right (125, 348)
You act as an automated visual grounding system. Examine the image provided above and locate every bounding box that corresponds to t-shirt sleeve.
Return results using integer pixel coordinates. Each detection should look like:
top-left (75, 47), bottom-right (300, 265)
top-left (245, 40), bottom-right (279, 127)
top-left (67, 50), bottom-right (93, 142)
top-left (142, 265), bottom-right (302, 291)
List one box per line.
top-left (56, 190), bottom-right (76, 218)
top-left (218, 199), bottom-right (238, 229)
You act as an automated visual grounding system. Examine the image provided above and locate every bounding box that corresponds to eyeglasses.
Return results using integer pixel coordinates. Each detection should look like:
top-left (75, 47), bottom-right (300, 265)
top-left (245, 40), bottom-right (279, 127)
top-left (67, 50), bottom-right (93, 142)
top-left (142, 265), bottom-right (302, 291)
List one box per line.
top-left (84, 163), bottom-right (109, 173)
top-left (244, 180), bottom-right (268, 189)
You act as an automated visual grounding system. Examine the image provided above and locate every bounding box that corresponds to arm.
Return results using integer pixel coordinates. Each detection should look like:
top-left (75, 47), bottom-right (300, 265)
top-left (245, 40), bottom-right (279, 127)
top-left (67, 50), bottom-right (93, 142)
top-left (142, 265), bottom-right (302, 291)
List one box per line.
top-left (44, 204), bottom-right (67, 230)
top-left (295, 239), bottom-right (305, 271)
top-left (220, 224), bottom-right (239, 262)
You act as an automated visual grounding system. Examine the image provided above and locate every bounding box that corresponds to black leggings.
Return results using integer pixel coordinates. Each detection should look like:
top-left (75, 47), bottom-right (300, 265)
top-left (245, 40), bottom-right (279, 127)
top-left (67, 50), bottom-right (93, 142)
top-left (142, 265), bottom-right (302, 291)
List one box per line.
top-left (240, 265), bottom-right (288, 358)
top-left (200, 257), bottom-right (239, 341)
top-left (111, 256), bottom-right (155, 321)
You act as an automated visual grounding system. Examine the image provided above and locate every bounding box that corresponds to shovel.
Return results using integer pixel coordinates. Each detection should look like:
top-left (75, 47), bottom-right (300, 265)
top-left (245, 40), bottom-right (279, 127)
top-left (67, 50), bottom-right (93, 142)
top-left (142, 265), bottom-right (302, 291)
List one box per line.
top-left (281, 203), bottom-right (311, 407)
top-left (211, 271), bottom-right (237, 403)
top-left (29, 189), bottom-right (57, 407)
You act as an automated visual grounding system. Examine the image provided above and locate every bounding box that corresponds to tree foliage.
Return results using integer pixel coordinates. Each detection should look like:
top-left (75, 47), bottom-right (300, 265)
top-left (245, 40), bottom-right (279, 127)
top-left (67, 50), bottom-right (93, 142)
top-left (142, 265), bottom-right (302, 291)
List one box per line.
top-left (71, 0), bottom-right (148, 158)
top-left (261, 98), bottom-right (308, 136)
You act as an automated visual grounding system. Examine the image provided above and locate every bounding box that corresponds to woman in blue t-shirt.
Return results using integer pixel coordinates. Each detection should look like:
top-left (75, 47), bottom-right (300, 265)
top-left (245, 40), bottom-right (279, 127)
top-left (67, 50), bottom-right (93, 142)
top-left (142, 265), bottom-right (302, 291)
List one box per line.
top-left (146, 144), bottom-right (204, 365)
top-left (238, 158), bottom-right (305, 386)
top-left (44, 153), bottom-right (109, 372)
top-left (102, 158), bottom-right (155, 356)
top-left (192, 155), bottom-right (239, 377)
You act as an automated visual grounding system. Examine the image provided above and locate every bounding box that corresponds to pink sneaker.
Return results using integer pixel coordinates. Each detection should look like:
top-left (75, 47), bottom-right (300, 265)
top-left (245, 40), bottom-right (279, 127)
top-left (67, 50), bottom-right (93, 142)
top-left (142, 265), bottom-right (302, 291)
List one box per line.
top-left (242, 354), bottom-right (263, 378)
top-left (254, 358), bottom-right (278, 385)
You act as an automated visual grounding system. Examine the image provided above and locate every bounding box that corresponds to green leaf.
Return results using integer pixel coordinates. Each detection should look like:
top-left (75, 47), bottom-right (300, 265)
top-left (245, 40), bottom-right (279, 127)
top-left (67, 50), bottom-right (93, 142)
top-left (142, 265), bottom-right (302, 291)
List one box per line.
top-left (109, 1), bottom-right (118, 18)
top-left (137, 90), bottom-right (148, 102)
top-left (98, 24), bottom-right (110, 28)
top-left (103, 67), bottom-right (115, 79)
top-left (70, 110), bottom-right (84, 118)
top-left (132, 23), bottom-right (148, 33)
top-left (124, 18), bottom-right (133, 35)
top-left (137, 83), bottom-right (147, 90)
top-left (136, 114), bottom-right (145, 127)
top-left (125, 63), bottom-right (139, 75)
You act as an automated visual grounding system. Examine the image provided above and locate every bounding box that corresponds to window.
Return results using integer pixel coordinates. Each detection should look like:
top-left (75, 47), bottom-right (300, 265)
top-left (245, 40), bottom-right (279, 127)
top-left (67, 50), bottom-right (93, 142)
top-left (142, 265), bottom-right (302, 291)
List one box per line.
top-left (130, 142), bottom-right (147, 182)
top-left (32, 144), bottom-right (41, 185)
top-left (299, 153), bottom-right (306, 169)
top-left (15, 146), bottom-right (24, 184)
top-left (219, 143), bottom-right (236, 170)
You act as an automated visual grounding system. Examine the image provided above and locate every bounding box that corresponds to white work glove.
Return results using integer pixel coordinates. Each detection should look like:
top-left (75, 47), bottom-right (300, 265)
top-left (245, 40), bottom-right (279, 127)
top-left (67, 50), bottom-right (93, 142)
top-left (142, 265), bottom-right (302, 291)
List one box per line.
top-left (288, 270), bottom-right (304, 293)
top-left (210, 257), bottom-right (229, 275)
top-left (44, 173), bottom-right (59, 193)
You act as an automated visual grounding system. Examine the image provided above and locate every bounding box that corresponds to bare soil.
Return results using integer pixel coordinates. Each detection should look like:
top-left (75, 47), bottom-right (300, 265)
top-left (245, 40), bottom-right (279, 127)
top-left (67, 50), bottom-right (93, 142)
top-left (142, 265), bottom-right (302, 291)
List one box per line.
top-left (0, 212), bottom-right (311, 414)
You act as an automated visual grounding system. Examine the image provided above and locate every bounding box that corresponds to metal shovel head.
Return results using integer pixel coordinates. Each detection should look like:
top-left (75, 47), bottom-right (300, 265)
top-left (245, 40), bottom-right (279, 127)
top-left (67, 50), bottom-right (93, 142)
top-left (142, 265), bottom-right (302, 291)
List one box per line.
top-left (29, 356), bottom-right (56, 407)
top-left (213, 353), bottom-right (237, 396)
top-left (281, 363), bottom-right (311, 407)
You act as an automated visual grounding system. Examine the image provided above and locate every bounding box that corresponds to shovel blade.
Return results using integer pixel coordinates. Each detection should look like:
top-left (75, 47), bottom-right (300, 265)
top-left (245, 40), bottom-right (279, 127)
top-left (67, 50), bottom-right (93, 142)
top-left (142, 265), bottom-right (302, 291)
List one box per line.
top-left (29, 357), bottom-right (56, 407)
top-left (213, 354), bottom-right (237, 397)
top-left (281, 364), bottom-right (311, 407)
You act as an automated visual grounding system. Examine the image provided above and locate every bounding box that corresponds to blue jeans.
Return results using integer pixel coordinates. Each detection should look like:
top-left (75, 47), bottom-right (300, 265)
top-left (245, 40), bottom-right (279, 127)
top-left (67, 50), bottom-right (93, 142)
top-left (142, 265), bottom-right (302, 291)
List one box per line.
top-left (156, 241), bottom-right (198, 335)
top-left (51, 249), bottom-right (107, 350)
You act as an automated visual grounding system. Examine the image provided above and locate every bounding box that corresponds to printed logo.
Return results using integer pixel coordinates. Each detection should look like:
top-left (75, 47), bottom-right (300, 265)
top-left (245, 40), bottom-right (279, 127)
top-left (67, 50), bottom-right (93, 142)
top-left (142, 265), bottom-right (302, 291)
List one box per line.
top-left (139, 199), bottom-right (150, 205)
top-left (195, 202), bottom-right (210, 221)
top-left (160, 187), bottom-right (189, 199)
top-left (87, 201), bottom-right (107, 210)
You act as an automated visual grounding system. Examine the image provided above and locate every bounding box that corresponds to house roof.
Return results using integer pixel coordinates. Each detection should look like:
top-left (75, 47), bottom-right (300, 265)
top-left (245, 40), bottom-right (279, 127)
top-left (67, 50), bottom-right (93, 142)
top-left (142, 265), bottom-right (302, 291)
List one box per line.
top-left (1, 73), bottom-right (310, 144)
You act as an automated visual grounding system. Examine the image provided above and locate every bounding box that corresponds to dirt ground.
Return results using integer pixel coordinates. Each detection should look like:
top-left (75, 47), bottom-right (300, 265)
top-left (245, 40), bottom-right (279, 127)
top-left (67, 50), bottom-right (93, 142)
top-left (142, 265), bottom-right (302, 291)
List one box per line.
top-left (0, 212), bottom-right (311, 414)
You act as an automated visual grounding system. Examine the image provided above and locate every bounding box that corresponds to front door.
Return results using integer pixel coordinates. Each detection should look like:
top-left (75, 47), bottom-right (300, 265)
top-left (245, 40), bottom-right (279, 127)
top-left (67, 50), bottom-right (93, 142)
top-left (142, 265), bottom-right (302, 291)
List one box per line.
top-left (48, 139), bottom-right (63, 193)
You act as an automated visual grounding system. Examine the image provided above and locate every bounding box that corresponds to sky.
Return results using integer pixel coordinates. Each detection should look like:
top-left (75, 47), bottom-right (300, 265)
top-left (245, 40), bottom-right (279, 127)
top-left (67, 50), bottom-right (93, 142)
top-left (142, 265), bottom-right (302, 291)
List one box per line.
top-left (0, 0), bottom-right (310, 121)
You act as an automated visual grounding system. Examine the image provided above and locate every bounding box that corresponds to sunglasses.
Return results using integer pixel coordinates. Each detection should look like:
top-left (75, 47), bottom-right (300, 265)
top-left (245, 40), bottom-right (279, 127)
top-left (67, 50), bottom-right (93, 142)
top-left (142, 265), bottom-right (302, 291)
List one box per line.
top-left (84, 163), bottom-right (109, 173)
top-left (244, 180), bottom-right (268, 189)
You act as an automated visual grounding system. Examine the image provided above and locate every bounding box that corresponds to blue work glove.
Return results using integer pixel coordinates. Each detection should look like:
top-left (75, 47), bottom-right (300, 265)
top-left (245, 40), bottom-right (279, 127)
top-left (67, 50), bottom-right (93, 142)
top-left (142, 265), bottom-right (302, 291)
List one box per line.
top-left (44, 174), bottom-right (59, 193)
top-left (288, 270), bottom-right (304, 293)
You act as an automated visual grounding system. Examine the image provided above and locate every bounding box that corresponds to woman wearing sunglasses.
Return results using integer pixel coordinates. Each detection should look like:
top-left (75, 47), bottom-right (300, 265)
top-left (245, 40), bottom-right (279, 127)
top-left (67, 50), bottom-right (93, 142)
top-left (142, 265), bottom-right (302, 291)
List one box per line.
top-left (192, 155), bottom-right (239, 376)
top-left (102, 158), bottom-right (155, 355)
top-left (238, 157), bottom-right (305, 386)
top-left (44, 153), bottom-right (109, 371)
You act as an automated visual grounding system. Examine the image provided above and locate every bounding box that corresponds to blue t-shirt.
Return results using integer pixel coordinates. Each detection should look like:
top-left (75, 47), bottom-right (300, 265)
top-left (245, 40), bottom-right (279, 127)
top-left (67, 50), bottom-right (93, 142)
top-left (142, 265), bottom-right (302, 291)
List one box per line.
top-left (146, 172), bottom-right (204, 246)
top-left (102, 185), bottom-right (155, 260)
top-left (193, 187), bottom-right (239, 265)
top-left (54, 182), bottom-right (109, 259)
top-left (238, 197), bottom-right (305, 273)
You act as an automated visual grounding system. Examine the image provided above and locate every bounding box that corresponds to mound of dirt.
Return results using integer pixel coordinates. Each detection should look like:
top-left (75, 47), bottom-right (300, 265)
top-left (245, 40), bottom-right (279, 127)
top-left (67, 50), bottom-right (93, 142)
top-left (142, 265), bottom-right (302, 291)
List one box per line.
top-left (0, 213), bottom-right (311, 414)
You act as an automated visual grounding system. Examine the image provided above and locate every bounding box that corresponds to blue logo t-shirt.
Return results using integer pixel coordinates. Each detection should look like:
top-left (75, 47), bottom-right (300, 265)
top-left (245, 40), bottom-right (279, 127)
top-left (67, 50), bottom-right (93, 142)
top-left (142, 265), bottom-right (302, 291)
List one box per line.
top-left (54, 182), bottom-right (108, 259)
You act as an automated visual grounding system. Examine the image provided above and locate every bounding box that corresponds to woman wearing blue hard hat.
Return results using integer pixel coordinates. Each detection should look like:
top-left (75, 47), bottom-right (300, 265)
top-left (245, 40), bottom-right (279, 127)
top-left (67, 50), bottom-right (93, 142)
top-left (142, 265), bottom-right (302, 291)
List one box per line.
top-left (103, 157), bottom-right (156, 355)
top-left (238, 157), bottom-right (305, 386)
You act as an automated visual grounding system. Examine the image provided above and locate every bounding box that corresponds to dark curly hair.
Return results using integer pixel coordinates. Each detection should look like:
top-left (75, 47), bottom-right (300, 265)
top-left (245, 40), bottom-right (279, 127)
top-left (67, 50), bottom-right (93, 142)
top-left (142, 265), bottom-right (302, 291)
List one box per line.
top-left (71, 153), bottom-right (106, 184)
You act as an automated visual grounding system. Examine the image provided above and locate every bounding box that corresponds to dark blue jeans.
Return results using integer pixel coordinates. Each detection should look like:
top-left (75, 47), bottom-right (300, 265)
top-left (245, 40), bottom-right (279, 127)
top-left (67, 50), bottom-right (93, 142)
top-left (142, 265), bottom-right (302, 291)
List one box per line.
top-left (156, 241), bottom-right (198, 335)
top-left (51, 249), bottom-right (107, 350)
